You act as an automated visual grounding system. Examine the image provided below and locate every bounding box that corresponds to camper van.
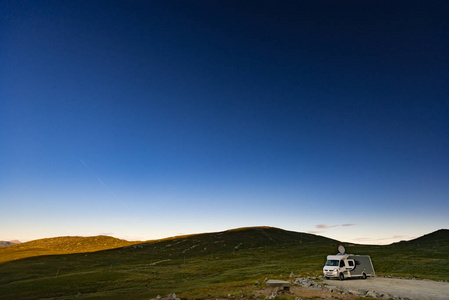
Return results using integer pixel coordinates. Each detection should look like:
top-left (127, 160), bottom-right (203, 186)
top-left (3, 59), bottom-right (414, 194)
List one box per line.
top-left (323, 246), bottom-right (375, 280)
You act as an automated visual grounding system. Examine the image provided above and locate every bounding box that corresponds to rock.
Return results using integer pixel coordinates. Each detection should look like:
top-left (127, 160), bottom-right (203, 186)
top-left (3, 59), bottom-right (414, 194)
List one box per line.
top-left (333, 288), bottom-right (343, 294)
top-left (347, 289), bottom-right (362, 295)
top-left (266, 280), bottom-right (291, 288)
top-left (366, 290), bottom-right (378, 298)
top-left (160, 293), bottom-right (180, 300)
top-left (326, 285), bottom-right (337, 292)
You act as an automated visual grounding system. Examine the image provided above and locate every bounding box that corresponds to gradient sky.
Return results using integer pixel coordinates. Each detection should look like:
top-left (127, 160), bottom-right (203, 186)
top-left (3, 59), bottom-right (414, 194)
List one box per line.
top-left (1, 0), bottom-right (448, 244)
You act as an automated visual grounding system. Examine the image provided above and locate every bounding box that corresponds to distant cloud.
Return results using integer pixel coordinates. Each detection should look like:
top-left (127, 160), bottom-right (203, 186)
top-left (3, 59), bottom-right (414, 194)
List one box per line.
top-left (392, 235), bottom-right (414, 240)
top-left (315, 223), bottom-right (357, 229)
top-left (316, 224), bottom-right (338, 229)
top-left (99, 232), bottom-right (114, 236)
top-left (353, 235), bottom-right (416, 245)
top-left (308, 230), bottom-right (324, 234)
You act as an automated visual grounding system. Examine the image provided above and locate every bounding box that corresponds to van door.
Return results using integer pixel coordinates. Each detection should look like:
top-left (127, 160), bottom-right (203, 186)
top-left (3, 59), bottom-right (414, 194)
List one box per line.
top-left (339, 259), bottom-right (346, 273)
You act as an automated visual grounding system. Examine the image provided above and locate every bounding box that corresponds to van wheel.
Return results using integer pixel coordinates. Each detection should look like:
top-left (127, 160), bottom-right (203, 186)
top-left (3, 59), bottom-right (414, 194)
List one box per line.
top-left (362, 273), bottom-right (367, 279)
top-left (339, 273), bottom-right (344, 281)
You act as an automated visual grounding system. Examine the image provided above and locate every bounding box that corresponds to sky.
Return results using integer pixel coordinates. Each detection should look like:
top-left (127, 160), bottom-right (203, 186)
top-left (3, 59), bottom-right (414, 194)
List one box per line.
top-left (1, 0), bottom-right (448, 245)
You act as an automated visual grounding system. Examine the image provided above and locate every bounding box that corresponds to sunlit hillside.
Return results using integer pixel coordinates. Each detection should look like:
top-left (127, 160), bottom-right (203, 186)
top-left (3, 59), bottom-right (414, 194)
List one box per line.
top-left (0, 235), bottom-right (138, 263)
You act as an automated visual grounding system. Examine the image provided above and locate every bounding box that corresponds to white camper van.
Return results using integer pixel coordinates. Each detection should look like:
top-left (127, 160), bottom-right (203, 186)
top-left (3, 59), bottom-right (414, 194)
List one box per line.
top-left (323, 245), bottom-right (375, 280)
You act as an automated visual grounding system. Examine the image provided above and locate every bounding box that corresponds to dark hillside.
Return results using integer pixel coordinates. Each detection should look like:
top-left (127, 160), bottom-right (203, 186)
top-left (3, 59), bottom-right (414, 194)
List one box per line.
top-left (0, 227), bottom-right (448, 299)
top-left (223, 227), bottom-right (338, 245)
top-left (157, 226), bottom-right (338, 246)
top-left (0, 227), bottom-right (339, 299)
top-left (0, 227), bottom-right (337, 264)
top-left (390, 229), bottom-right (449, 248)
top-left (407, 229), bottom-right (449, 246)
top-left (115, 226), bottom-right (339, 260)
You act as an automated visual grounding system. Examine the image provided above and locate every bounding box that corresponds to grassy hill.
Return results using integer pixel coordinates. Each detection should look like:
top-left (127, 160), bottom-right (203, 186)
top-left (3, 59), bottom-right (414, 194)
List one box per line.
top-left (0, 235), bottom-right (137, 264)
top-left (403, 229), bottom-right (449, 246)
top-left (0, 227), bottom-right (447, 299)
top-left (0, 227), bottom-right (335, 264)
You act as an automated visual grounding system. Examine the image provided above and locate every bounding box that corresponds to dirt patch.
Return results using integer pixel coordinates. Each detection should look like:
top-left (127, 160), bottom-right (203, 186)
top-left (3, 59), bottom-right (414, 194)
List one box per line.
top-left (323, 277), bottom-right (449, 300)
top-left (254, 286), bottom-right (358, 299)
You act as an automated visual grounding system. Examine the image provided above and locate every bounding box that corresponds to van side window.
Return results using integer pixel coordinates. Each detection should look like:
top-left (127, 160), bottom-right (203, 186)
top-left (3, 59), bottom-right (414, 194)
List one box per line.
top-left (348, 261), bottom-right (354, 267)
top-left (340, 260), bottom-right (345, 268)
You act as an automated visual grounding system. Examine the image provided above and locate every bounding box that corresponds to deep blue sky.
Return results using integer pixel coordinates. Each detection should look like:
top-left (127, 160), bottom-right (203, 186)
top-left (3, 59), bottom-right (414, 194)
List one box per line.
top-left (1, 0), bottom-right (448, 243)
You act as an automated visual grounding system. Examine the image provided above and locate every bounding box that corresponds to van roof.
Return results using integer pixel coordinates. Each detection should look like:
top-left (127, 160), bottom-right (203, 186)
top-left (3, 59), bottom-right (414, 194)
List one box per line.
top-left (327, 254), bottom-right (349, 260)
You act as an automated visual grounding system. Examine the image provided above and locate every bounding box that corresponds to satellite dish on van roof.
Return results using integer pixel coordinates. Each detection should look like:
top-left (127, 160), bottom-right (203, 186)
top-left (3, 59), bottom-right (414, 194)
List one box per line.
top-left (338, 245), bottom-right (346, 254)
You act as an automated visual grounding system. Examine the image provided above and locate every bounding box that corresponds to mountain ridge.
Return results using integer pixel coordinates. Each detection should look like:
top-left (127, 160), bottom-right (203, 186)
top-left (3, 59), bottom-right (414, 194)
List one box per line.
top-left (0, 227), bottom-right (337, 264)
top-left (1, 227), bottom-right (447, 264)
top-left (1, 227), bottom-right (448, 299)
top-left (393, 228), bottom-right (449, 246)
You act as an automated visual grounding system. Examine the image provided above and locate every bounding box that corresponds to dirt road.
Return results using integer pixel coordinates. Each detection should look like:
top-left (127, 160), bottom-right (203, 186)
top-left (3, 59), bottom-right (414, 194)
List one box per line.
top-left (323, 277), bottom-right (449, 300)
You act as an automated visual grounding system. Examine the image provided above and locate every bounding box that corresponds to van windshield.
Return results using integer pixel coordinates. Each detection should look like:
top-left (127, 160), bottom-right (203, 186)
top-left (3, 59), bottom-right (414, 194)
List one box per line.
top-left (325, 260), bottom-right (339, 266)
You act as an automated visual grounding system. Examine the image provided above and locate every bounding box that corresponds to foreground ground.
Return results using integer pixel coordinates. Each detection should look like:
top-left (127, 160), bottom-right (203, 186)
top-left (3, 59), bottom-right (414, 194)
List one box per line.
top-left (145, 276), bottom-right (449, 300)
top-left (0, 228), bottom-right (448, 299)
top-left (322, 277), bottom-right (449, 300)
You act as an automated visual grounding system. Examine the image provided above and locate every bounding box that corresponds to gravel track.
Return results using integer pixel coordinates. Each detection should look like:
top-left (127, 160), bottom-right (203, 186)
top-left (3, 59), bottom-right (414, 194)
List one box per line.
top-left (323, 277), bottom-right (449, 300)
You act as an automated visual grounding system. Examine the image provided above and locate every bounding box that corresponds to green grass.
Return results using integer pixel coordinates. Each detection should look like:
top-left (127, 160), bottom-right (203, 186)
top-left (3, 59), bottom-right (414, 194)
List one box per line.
top-left (0, 227), bottom-right (448, 299)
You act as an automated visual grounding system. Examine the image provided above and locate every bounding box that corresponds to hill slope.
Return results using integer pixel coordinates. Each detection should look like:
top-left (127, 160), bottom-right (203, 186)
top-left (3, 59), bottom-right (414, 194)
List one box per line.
top-left (408, 229), bottom-right (449, 246)
top-left (135, 226), bottom-right (339, 256)
top-left (0, 235), bottom-right (137, 263)
top-left (0, 227), bottom-right (448, 299)
top-left (0, 227), bottom-right (337, 264)
top-left (0, 227), bottom-right (340, 299)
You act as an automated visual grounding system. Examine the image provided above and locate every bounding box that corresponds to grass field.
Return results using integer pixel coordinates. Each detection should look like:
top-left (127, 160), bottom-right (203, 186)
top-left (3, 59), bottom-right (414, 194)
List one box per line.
top-left (0, 227), bottom-right (448, 299)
